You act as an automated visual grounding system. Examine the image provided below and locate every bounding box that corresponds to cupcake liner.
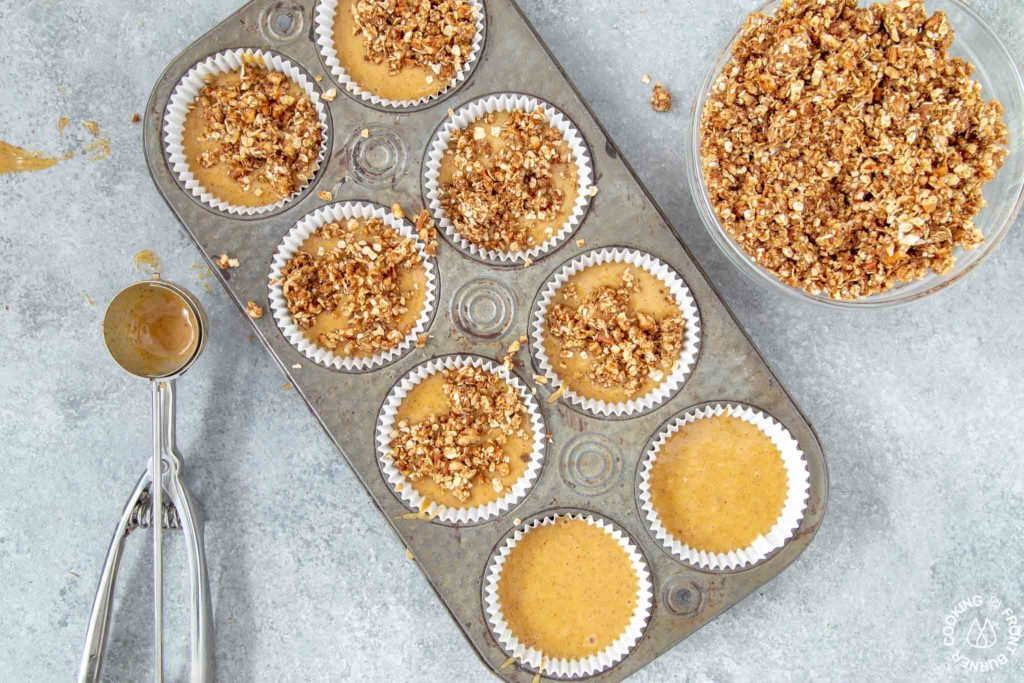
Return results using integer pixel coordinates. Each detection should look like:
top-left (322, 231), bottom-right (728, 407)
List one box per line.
top-left (484, 513), bottom-right (653, 678)
top-left (375, 355), bottom-right (546, 525)
top-left (423, 93), bottom-right (594, 264)
top-left (314, 0), bottom-right (485, 109)
top-left (268, 201), bottom-right (437, 371)
top-left (531, 248), bottom-right (701, 417)
top-left (638, 403), bottom-right (810, 570)
top-left (163, 48), bottom-right (330, 216)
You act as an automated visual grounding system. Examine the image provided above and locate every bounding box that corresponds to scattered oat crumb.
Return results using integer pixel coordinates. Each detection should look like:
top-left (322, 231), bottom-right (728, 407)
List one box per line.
top-left (533, 374), bottom-right (548, 385)
top-left (547, 384), bottom-right (566, 404)
top-left (651, 83), bottom-right (672, 112)
top-left (414, 209), bottom-right (439, 256)
top-left (321, 87), bottom-right (338, 102)
top-left (575, 238), bottom-right (586, 248)
top-left (83, 293), bottom-right (94, 306)
top-left (291, 363), bottom-right (302, 369)
top-left (587, 185), bottom-right (599, 197)
top-left (216, 253), bottom-right (240, 270)
top-left (522, 257), bottom-right (533, 268)
top-left (131, 113), bottom-right (141, 124)
top-left (544, 433), bottom-right (553, 442)
top-left (57, 116), bottom-right (70, 135)
top-left (360, 128), bottom-right (370, 138)
top-left (641, 73), bottom-right (651, 85)
top-left (317, 190), bottom-right (333, 202)
top-left (391, 203), bottom-right (405, 219)
top-left (245, 301), bottom-right (264, 319)
top-left (404, 548), bottom-right (414, 561)
top-left (282, 382), bottom-right (292, 392)
top-left (314, 74), bottom-right (323, 82)
top-left (415, 333), bottom-right (429, 348)
top-left (83, 121), bottom-right (100, 137)
top-left (512, 517), bottom-right (522, 526)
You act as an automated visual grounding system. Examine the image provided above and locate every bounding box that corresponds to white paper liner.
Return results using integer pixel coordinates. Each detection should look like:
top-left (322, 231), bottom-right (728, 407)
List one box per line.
top-left (423, 93), bottom-right (595, 264)
top-left (531, 248), bottom-right (701, 417)
top-left (484, 513), bottom-right (653, 678)
top-left (314, 0), bottom-right (485, 108)
top-left (375, 355), bottom-right (546, 525)
top-left (638, 403), bottom-right (810, 570)
top-left (163, 49), bottom-right (330, 216)
top-left (268, 201), bottom-right (437, 371)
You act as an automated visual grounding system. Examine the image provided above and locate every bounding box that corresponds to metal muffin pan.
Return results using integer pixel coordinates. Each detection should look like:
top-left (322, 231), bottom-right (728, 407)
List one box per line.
top-left (142, 1), bottom-right (829, 680)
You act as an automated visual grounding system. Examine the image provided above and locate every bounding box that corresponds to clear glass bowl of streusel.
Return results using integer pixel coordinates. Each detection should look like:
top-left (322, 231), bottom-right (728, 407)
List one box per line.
top-left (687, 0), bottom-right (1024, 307)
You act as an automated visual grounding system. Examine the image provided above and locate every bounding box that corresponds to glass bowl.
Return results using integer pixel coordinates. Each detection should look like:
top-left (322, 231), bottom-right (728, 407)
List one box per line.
top-left (687, 0), bottom-right (1024, 308)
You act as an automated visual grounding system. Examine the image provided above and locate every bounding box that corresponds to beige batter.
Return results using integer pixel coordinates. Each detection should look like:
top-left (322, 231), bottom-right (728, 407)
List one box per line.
top-left (395, 371), bottom-right (533, 509)
top-left (649, 412), bottom-right (788, 553)
top-left (181, 71), bottom-right (314, 207)
top-left (439, 111), bottom-right (578, 249)
top-left (497, 517), bottom-right (638, 660)
top-left (297, 225), bottom-right (427, 357)
top-left (544, 263), bottom-right (681, 403)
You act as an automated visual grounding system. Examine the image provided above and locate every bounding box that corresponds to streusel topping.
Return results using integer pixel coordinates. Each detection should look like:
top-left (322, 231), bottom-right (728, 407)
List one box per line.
top-left (546, 267), bottom-right (684, 399)
top-left (280, 218), bottom-right (425, 356)
top-left (389, 365), bottom-right (531, 502)
top-left (440, 108), bottom-right (577, 253)
top-left (350, 0), bottom-right (477, 83)
top-left (191, 60), bottom-right (321, 199)
top-left (699, 0), bottom-right (1008, 300)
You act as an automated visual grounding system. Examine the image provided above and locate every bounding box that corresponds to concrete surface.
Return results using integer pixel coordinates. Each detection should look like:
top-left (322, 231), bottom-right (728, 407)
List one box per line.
top-left (1, 0), bottom-right (1023, 681)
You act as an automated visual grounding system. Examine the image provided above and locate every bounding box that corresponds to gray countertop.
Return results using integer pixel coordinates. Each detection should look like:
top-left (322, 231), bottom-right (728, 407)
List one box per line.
top-left (1, 0), bottom-right (1022, 681)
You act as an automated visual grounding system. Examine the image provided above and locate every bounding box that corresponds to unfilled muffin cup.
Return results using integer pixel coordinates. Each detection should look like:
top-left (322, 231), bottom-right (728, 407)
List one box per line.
top-left (163, 48), bottom-right (330, 216)
top-left (268, 201), bottom-right (437, 371)
top-left (314, 0), bottom-right (485, 109)
top-left (638, 403), bottom-right (810, 570)
top-left (422, 93), bottom-right (594, 264)
top-left (483, 512), bottom-right (653, 678)
top-left (531, 247), bottom-right (701, 417)
top-left (375, 355), bottom-right (546, 525)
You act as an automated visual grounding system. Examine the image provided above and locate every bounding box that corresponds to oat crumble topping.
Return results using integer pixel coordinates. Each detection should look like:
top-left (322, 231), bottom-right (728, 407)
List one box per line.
top-left (192, 62), bottom-right (322, 198)
top-left (440, 108), bottom-right (575, 252)
top-left (388, 365), bottom-right (531, 502)
top-left (280, 218), bottom-right (425, 356)
top-left (349, 0), bottom-right (477, 84)
top-left (547, 268), bottom-right (684, 398)
top-left (699, 0), bottom-right (1009, 300)
top-left (651, 83), bottom-right (672, 112)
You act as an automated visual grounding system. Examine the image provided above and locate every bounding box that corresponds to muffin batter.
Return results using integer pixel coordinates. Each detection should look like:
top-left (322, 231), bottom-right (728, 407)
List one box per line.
top-left (649, 412), bottom-right (788, 553)
top-left (497, 517), bottom-right (638, 660)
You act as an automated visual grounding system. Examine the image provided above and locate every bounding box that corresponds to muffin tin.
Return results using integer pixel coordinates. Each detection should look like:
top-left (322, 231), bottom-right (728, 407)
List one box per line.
top-left (142, 1), bottom-right (829, 680)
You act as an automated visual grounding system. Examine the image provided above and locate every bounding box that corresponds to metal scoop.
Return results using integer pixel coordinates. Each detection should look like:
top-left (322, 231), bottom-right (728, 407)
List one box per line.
top-left (80, 277), bottom-right (214, 683)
